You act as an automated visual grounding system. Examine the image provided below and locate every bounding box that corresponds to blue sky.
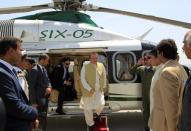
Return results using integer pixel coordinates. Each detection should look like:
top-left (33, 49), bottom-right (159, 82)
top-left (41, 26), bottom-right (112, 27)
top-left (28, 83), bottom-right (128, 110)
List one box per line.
top-left (0, 0), bottom-right (191, 66)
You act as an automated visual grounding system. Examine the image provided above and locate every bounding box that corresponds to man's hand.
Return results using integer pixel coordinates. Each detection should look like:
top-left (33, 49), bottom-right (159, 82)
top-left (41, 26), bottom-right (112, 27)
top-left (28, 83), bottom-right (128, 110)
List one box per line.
top-left (45, 87), bottom-right (52, 96)
top-left (63, 80), bottom-right (67, 85)
top-left (137, 57), bottom-right (144, 66)
top-left (32, 104), bottom-right (38, 108)
top-left (32, 119), bottom-right (39, 129)
top-left (89, 88), bottom-right (95, 96)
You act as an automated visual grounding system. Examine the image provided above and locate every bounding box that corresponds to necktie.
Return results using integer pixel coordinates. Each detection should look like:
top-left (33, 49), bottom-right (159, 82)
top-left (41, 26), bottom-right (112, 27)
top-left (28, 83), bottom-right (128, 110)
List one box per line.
top-left (42, 67), bottom-right (48, 79)
top-left (65, 68), bottom-right (69, 80)
top-left (12, 68), bottom-right (18, 78)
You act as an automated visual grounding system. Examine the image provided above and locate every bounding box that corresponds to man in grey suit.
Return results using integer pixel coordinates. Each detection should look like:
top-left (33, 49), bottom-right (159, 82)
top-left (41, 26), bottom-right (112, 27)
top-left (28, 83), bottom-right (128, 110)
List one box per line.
top-left (179, 30), bottom-right (191, 131)
top-left (28, 54), bottom-right (52, 131)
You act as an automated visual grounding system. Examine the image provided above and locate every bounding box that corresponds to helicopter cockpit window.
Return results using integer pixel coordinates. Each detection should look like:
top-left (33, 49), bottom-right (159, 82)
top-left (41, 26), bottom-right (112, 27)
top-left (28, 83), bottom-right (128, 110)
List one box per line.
top-left (114, 53), bottom-right (135, 81)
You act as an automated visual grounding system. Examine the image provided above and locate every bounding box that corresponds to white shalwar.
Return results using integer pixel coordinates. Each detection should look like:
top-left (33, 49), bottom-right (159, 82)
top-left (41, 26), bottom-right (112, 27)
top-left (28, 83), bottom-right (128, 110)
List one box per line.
top-left (80, 64), bottom-right (106, 126)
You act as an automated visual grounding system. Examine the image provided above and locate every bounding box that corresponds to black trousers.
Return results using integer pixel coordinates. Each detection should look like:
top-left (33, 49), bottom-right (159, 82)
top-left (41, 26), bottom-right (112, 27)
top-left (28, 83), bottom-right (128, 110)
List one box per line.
top-left (37, 97), bottom-right (49, 131)
top-left (57, 85), bottom-right (76, 109)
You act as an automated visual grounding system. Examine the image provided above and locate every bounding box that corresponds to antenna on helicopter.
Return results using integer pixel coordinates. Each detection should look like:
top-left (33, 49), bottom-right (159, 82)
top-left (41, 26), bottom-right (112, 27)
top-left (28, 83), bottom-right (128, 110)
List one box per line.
top-left (134, 28), bottom-right (153, 40)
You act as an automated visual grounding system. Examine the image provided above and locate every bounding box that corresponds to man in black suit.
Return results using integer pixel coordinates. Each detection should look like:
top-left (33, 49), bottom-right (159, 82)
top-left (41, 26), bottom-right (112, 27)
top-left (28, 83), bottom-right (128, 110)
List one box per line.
top-left (51, 57), bottom-right (72, 114)
top-left (28, 54), bottom-right (52, 131)
top-left (179, 30), bottom-right (191, 131)
top-left (0, 37), bottom-right (38, 131)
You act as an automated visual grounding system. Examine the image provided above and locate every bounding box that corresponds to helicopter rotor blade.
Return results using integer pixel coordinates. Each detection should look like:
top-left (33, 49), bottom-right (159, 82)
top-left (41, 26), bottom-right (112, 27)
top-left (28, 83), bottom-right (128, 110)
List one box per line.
top-left (88, 6), bottom-right (191, 29)
top-left (0, 3), bottom-right (53, 14)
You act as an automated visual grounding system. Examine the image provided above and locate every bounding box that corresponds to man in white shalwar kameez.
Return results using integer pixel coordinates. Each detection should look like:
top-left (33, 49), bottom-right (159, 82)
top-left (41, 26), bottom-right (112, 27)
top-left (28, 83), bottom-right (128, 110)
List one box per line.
top-left (80, 52), bottom-right (106, 131)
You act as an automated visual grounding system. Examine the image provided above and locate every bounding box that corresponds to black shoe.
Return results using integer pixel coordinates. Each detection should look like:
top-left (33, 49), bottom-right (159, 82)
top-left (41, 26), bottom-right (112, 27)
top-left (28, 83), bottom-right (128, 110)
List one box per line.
top-left (95, 114), bottom-right (101, 122)
top-left (88, 124), bottom-right (95, 131)
top-left (144, 127), bottom-right (150, 131)
top-left (55, 108), bottom-right (65, 115)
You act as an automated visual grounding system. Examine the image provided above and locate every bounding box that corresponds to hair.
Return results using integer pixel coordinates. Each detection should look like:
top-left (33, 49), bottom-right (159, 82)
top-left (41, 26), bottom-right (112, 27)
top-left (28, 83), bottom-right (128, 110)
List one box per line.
top-left (38, 54), bottom-right (49, 61)
top-left (60, 57), bottom-right (70, 64)
top-left (184, 30), bottom-right (191, 45)
top-left (26, 58), bottom-right (35, 65)
top-left (148, 49), bottom-right (157, 57)
top-left (156, 39), bottom-right (178, 60)
top-left (0, 37), bottom-right (22, 56)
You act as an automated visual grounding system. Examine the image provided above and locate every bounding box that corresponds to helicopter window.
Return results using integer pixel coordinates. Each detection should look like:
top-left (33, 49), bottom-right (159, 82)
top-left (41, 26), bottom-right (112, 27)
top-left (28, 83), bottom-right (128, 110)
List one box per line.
top-left (114, 53), bottom-right (135, 81)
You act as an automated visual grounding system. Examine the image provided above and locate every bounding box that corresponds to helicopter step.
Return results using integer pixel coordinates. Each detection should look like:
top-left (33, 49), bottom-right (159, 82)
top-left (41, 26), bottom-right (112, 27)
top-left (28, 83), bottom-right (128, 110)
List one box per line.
top-left (47, 101), bottom-right (111, 118)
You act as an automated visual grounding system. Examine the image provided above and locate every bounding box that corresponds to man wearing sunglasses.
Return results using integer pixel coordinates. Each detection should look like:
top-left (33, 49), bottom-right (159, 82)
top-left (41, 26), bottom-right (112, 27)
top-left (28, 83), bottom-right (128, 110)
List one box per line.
top-left (51, 57), bottom-right (71, 114)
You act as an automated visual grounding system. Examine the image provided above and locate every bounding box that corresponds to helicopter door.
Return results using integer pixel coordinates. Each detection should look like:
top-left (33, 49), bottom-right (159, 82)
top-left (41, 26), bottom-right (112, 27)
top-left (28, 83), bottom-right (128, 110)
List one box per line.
top-left (108, 51), bottom-right (142, 111)
top-left (48, 50), bottom-right (111, 117)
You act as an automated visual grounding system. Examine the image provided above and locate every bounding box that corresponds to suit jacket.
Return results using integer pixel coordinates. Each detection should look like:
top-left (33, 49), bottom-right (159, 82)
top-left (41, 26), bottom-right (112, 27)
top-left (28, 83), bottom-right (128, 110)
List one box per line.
top-left (0, 63), bottom-right (38, 131)
top-left (149, 60), bottom-right (188, 131)
top-left (179, 75), bottom-right (191, 131)
top-left (51, 64), bottom-right (70, 90)
top-left (0, 97), bottom-right (6, 131)
top-left (28, 64), bottom-right (51, 105)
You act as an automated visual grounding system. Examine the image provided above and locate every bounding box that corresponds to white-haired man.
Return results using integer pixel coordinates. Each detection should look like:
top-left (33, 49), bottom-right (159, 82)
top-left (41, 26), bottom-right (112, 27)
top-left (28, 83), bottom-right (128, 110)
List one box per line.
top-left (179, 30), bottom-right (191, 131)
top-left (80, 52), bottom-right (107, 131)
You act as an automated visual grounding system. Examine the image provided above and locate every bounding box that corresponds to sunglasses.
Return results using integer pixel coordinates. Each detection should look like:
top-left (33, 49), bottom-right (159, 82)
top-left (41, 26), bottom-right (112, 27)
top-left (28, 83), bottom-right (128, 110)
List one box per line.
top-left (65, 63), bottom-right (70, 65)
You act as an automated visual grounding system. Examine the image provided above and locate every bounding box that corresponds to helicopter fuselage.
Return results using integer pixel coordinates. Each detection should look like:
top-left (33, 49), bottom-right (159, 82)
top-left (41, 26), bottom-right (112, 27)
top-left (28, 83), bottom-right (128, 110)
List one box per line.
top-left (0, 13), bottom-right (155, 113)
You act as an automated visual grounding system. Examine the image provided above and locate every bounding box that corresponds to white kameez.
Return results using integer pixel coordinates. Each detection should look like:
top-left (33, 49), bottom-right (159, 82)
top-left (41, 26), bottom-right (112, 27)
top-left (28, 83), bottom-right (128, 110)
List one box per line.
top-left (80, 64), bottom-right (106, 110)
top-left (80, 63), bottom-right (106, 126)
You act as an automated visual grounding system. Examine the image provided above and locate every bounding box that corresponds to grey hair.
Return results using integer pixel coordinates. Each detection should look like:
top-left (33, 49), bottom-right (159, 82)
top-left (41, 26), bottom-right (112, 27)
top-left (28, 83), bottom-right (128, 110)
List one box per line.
top-left (184, 30), bottom-right (191, 45)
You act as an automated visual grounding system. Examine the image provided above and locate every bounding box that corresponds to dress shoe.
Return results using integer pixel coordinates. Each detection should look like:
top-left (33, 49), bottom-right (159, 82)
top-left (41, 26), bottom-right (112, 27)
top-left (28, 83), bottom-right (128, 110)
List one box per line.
top-left (95, 114), bottom-right (101, 122)
top-left (88, 124), bottom-right (95, 131)
top-left (55, 108), bottom-right (65, 115)
top-left (144, 127), bottom-right (150, 131)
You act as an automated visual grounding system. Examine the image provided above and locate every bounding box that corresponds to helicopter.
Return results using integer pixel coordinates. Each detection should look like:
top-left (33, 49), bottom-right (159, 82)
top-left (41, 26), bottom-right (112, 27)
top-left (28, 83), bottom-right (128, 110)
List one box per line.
top-left (0, 0), bottom-right (191, 115)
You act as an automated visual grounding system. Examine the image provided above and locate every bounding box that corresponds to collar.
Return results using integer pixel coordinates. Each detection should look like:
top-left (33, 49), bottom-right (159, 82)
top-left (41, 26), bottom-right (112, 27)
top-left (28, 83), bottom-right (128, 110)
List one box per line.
top-left (38, 64), bottom-right (44, 70)
top-left (13, 66), bottom-right (22, 73)
top-left (0, 59), bottom-right (14, 71)
top-left (163, 60), bottom-right (175, 67)
top-left (156, 64), bottom-right (164, 70)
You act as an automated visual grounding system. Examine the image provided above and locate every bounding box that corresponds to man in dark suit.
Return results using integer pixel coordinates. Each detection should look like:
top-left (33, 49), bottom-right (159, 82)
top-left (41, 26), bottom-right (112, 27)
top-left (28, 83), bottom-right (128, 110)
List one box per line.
top-left (179, 30), bottom-right (191, 131)
top-left (28, 54), bottom-right (52, 131)
top-left (51, 57), bottom-right (72, 114)
top-left (0, 37), bottom-right (38, 131)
